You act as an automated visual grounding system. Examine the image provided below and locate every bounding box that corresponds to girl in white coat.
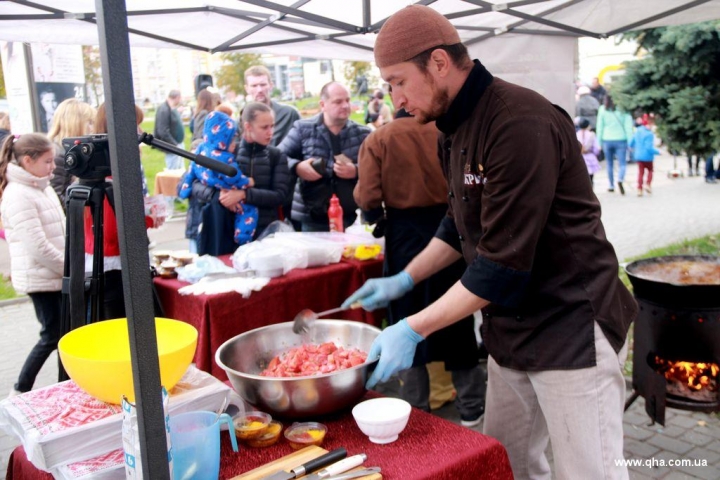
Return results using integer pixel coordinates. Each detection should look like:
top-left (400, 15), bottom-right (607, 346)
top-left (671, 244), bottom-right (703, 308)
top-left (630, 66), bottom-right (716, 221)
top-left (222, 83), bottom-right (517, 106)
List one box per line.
top-left (0, 133), bottom-right (64, 394)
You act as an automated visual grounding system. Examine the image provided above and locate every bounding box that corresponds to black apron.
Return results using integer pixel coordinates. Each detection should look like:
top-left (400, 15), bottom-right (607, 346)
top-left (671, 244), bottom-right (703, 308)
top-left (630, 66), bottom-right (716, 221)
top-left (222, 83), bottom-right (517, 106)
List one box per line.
top-left (385, 205), bottom-right (480, 370)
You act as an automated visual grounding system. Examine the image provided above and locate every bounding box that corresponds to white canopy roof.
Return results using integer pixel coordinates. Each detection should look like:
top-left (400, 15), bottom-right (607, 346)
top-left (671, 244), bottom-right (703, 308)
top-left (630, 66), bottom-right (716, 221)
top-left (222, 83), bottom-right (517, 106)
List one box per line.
top-left (2, 1), bottom-right (720, 61)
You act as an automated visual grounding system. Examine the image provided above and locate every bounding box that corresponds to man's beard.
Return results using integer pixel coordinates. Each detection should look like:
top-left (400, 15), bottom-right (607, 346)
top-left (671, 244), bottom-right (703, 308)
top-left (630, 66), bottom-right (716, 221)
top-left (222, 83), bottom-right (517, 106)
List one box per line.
top-left (414, 77), bottom-right (450, 124)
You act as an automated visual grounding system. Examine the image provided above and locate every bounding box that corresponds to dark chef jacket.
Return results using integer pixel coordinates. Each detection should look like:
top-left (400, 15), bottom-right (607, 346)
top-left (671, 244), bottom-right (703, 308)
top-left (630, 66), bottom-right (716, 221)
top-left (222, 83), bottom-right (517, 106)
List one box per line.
top-left (434, 60), bottom-right (638, 371)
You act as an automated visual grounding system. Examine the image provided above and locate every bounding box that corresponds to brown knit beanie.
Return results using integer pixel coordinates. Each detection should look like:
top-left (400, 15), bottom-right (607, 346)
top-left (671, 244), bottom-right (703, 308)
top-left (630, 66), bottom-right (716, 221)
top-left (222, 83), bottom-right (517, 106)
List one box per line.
top-left (374, 5), bottom-right (461, 68)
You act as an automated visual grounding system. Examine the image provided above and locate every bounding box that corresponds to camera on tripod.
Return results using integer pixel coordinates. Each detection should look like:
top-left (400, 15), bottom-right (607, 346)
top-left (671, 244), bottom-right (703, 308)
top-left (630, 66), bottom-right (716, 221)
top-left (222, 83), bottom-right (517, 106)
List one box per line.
top-left (62, 135), bottom-right (112, 181)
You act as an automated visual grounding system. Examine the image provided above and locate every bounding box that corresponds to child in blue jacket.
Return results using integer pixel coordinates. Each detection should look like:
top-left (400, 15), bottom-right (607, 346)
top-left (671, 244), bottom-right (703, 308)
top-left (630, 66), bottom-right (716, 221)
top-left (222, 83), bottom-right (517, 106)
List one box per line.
top-left (629, 117), bottom-right (660, 196)
top-left (178, 111), bottom-right (258, 244)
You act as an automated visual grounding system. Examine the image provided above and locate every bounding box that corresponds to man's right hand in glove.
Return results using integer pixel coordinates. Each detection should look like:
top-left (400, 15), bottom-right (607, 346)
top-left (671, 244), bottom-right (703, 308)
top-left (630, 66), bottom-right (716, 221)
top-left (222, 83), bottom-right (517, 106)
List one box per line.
top-left (341, 271), bottom-right (414, 311)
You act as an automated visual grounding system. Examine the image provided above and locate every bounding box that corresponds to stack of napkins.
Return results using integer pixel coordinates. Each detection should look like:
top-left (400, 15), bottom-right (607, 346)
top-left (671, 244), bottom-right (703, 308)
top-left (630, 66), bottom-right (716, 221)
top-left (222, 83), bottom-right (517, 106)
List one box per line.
top-left (55, 450), bottom-right (126, 480)
top-left (0, 366), bottom-right (240, 474)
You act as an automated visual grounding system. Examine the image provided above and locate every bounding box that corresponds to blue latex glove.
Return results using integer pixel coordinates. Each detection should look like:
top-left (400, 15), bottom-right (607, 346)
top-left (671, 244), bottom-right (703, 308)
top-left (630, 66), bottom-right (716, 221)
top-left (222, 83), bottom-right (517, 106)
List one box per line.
top-left (366, 319), bottom-right (424, 389)
top-left (341, 271), bottom-right (414, 311)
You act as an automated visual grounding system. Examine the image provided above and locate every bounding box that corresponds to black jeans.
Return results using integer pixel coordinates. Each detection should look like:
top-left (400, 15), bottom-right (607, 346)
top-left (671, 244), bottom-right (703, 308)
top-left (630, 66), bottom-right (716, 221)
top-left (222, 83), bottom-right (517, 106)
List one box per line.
top-left (100, 270), bottom-right (126, 320)
top-left (16, 291), bottom-right (62, 392)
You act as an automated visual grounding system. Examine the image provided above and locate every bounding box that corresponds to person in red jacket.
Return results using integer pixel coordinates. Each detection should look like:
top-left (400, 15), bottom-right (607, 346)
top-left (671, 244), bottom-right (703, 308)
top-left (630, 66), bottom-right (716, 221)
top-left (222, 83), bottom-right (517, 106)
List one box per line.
top-left (83, 104), bottom-right (157, 320)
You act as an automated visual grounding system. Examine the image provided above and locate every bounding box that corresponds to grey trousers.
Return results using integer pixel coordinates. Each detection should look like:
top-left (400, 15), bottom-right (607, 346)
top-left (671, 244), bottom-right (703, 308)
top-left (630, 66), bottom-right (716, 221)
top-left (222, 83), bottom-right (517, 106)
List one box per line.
top-left (483, 322), bottom-right (629, 480)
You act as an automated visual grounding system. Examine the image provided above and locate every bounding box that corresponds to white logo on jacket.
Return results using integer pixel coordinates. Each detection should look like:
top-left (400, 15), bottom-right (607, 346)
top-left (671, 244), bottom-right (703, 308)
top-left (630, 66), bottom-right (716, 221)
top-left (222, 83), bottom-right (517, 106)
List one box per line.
top-left (464, 173), bottom-right (486, 185)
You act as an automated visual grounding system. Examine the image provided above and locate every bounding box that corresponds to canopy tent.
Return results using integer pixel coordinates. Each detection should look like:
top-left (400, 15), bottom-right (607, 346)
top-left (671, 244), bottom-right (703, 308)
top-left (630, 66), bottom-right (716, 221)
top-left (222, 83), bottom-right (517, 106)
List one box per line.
top-left (2, 0), bottom-right (720, 60)
top-left (2, 0), bottom-right (720, 113)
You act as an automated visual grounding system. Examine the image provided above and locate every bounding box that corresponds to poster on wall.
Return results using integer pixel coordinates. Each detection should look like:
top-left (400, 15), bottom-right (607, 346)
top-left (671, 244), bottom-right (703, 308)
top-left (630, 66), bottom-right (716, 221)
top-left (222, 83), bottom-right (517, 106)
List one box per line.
top-left (0, 41), bottom-right (34, 134)
top-left (30, 43), bottom-right (85, 83)
top-left (35, 82), bottom-right (85, 133)
top-left (30, 43), bottom-right (85, 133)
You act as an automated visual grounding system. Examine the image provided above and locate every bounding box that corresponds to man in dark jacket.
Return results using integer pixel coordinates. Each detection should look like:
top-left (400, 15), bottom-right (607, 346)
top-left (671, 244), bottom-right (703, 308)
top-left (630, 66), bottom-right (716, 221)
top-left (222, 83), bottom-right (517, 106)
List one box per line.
top-left (243, 65), bottom-right (301, 146)
top-left (279, 82), bottom-right (370, 231)
top-left (343, 6), bottom-right (637, 479)
top-left (153, 90), bottom-right (185, 170)
top-left (590, 77), bottom-right (607, 106)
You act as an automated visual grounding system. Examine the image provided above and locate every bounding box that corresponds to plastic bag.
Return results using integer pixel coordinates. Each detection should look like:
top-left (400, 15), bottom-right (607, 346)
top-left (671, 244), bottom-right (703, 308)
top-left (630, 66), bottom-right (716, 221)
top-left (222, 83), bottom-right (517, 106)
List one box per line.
top-left (255, 218), bottom-right (296, 242)
top-left (122, 387), bottom-right (172, 479)
top-left (175, 255), bottom-right (236, 284)
top-left (143, 195), bottom-right (168, 229)
top-left (231, 238), bottom-right (308, 276)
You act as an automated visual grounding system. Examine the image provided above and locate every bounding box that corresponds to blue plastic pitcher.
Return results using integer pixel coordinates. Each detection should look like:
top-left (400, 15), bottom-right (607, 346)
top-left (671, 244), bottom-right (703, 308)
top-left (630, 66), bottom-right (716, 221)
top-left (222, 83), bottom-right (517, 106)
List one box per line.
top-left (169, 411), bottom-right (238, 480)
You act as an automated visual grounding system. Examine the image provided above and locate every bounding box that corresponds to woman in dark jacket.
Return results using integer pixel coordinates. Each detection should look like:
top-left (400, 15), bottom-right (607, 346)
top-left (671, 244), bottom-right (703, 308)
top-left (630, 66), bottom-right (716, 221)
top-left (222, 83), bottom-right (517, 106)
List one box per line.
top-left (234, 103), bottom-right (291, 235)
top-left (199, 102), bottom-right (290, 254)
top-left (230, 102), bottom-right (290, 235)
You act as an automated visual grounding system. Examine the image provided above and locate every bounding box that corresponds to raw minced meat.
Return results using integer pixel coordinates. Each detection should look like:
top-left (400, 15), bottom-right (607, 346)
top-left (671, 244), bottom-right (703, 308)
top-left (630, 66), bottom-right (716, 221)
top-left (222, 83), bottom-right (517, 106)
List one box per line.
top-left (260, 342), bottom-right (368, 377)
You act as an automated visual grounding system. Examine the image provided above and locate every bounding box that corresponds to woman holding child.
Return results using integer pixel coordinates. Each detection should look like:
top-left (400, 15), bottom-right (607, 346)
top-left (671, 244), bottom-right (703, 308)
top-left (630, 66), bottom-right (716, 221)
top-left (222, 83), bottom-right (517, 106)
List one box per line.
top-left (185, 102), bottom-right (290, 255)
top-left (221, 102), bottom-right (291, 236)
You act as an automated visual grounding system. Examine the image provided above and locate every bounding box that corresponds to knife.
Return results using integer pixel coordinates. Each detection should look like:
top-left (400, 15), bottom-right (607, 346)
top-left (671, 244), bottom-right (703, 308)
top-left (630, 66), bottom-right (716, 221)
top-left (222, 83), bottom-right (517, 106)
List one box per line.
top-left (304, 453), bottom-right (367, 480)
top-left (323, 467), bottom-right (382, 480)
top-left (261, 448), bottom-right (347, 480)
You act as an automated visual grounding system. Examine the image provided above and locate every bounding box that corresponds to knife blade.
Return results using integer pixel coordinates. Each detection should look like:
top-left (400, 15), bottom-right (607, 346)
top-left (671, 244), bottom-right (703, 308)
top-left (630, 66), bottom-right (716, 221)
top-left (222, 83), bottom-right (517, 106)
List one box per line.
top-left (261, 448), bottom-right (347, 480)
top-left (323, 467), bottom-right (381, 480)
top-left (303, 453), bottom-right (367, 480)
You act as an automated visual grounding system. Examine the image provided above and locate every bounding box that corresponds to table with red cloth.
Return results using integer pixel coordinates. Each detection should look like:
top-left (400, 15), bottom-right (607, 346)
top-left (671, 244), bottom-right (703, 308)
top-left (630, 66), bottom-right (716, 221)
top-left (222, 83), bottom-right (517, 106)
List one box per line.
top-left (7, 393), bottom-right (513, 479)
top-left (153, 256), bottom-right (385, 381)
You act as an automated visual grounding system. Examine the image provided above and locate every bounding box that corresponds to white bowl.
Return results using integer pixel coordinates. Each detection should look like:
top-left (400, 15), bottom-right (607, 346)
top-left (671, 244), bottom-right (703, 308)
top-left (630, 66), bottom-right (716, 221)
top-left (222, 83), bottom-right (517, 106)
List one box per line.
top-left (352, 397), bottom-right (411, 444)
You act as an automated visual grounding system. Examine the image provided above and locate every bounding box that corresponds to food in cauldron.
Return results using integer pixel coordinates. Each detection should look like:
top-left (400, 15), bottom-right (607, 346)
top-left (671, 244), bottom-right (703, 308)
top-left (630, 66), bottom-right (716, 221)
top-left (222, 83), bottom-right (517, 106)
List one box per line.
top-left (260, 342), bottom-right (368, 377)
top-left (631, 260), bottom-right (720, 285)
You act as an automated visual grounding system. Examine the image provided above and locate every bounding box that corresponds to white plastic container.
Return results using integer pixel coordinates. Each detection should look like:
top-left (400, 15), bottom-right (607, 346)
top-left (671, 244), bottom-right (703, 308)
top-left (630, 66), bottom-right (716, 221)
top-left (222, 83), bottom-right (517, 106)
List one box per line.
top-left (247, 248), bottom-right (285, 278)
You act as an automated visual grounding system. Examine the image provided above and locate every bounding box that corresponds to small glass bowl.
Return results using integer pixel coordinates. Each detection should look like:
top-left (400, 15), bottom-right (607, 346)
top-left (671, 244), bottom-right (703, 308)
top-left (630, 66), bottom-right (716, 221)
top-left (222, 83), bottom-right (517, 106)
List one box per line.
top-left (284, 421), bottom-right (327, 450)
top-left (245, 420), bottom-right (283, 448)
top-left (233, 411), bottom-right (272, 440)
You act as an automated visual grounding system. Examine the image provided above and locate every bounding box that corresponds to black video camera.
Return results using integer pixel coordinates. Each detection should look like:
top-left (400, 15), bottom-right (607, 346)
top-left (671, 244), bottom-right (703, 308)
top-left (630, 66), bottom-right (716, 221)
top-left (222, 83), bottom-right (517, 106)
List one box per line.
top-left (62, 135), bottom-right (112, 181)
top-left (62, 132), bottom-right (237, 182)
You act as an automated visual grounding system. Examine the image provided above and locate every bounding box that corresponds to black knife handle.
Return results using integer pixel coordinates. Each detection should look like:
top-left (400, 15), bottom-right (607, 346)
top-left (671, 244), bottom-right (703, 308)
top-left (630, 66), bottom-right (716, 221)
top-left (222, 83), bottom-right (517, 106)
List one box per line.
top-left (294, 448), bottom-right (348, 476)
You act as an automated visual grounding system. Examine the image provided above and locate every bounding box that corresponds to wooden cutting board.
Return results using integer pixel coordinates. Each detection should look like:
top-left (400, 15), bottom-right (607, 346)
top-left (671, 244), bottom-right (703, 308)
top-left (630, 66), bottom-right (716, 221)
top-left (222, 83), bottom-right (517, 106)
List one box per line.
top-left (231, 445), bottom-right (382, 480)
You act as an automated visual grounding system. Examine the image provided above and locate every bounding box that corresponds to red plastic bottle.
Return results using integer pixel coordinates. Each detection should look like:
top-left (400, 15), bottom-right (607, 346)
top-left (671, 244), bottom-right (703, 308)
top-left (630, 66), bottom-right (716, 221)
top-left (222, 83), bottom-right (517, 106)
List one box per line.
top-left (328, 194), bottom-right (344, 232)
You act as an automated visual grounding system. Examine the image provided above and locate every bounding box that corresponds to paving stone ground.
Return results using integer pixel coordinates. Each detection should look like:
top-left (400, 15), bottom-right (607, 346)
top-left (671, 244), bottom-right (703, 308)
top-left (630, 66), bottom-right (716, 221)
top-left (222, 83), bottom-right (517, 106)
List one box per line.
top-left (0, 149), bottom-right (719, 477)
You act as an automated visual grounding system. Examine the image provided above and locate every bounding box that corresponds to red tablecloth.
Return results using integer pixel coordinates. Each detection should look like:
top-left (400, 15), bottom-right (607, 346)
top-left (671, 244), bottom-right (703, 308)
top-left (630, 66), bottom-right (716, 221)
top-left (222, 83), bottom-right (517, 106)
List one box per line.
top-left (153, 256), bottom-right (384, 381)
top-left (7, 394), bottom-right (512, 480)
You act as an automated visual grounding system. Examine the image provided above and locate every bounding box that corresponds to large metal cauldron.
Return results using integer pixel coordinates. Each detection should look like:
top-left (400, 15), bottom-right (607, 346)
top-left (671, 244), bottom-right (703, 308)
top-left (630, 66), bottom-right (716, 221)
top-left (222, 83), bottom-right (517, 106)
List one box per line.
top-left (215, 320), bottom-right (380, 419)
top-left (624, 255), bottom-right (720, 308)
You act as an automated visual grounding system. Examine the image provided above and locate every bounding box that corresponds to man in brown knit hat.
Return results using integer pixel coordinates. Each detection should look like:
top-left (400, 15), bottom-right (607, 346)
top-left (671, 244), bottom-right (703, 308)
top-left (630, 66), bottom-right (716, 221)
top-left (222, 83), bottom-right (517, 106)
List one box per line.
top-left (343, 5), bottom-right (636, 479)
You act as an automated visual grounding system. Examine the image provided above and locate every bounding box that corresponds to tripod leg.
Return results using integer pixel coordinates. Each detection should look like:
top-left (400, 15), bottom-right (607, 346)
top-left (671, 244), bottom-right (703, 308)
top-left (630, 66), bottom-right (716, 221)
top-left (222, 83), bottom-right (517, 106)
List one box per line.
top-left (59, 184), bottom-right (93, 381)
top-left (88, 185), bottom-right (106, 323)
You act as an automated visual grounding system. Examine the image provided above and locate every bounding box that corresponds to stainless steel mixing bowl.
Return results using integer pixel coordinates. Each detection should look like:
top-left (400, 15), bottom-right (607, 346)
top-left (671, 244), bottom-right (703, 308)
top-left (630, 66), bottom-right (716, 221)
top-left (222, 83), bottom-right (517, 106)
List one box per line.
top-left (215, 320), bottom-right (380, 419)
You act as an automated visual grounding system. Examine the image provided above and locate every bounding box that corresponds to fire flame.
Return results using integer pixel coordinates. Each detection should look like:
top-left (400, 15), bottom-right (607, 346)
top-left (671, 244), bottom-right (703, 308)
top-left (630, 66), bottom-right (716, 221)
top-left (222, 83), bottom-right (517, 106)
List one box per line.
top-left (655, 357), bottom-right (719, 391)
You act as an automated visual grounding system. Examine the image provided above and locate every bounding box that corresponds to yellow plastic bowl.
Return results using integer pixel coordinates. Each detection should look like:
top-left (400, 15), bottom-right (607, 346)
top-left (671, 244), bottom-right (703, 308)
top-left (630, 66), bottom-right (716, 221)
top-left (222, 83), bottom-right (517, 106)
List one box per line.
top-left (58, 318), bottom-right (198, 404)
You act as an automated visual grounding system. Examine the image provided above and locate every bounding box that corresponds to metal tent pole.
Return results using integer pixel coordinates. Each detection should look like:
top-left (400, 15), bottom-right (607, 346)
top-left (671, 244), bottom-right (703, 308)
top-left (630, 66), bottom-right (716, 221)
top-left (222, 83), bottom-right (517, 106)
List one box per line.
top-left (94, 1), bottom-right (170, 477)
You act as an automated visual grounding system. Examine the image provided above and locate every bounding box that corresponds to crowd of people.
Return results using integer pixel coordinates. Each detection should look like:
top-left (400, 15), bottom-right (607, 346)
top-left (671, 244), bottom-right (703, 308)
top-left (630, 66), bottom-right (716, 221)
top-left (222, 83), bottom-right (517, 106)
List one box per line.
top-left (0, 8), bottom-right (717, 478)
top-left (574, 78), bottom-right (718, 193)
